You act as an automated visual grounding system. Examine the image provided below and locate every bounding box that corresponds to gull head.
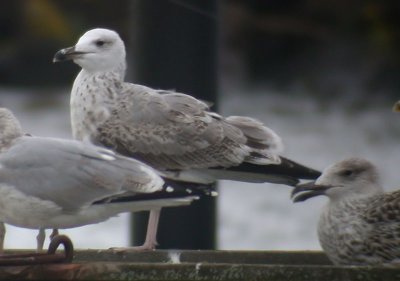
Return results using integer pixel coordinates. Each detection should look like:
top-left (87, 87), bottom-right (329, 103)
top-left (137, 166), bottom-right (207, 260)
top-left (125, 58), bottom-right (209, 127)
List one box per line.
top-left (0, 108), bottom-right (23, 151)
top-left (53, 28), bottom-right (126, 73)
top-left (292, 158), bottom-right (382, 203)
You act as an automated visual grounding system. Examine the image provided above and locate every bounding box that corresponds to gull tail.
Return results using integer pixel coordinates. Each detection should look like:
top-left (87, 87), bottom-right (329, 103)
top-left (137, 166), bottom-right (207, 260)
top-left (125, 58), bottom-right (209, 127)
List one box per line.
top-left (214, 156), bottom-right (321, 185)
top-left (162, 157), bottom-right (321, 187)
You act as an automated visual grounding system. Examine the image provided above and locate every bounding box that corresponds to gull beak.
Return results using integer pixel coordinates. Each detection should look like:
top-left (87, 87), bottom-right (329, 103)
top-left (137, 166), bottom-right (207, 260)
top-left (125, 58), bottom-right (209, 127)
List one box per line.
top-left (291, 181), bottom-right (332, 203)
top-left (393, 101), bottom-right (400, 113)
top-left (53, 46), bottom-right (86, 63)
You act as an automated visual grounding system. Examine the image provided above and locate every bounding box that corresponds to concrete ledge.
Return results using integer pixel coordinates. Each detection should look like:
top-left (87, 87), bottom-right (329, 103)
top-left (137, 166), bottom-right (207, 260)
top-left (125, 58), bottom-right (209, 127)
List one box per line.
top-left (0, 250), bottom-right (398, 281)
top-left (73, 250), bottom-right (331, 265)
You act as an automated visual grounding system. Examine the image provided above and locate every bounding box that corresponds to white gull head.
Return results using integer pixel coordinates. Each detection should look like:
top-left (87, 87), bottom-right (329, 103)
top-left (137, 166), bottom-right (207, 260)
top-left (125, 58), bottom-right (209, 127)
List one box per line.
top-left (54, 28), bottom-right (126, 73)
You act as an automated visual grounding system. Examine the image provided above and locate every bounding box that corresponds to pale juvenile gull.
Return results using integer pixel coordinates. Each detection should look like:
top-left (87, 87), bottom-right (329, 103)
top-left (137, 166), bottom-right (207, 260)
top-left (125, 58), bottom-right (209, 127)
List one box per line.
top-left (0, 108), bottom-right (199, 251)
top-left (292, 157), bottom-right (400, 266)
top-left (53, 28), bottom-right (321, 250)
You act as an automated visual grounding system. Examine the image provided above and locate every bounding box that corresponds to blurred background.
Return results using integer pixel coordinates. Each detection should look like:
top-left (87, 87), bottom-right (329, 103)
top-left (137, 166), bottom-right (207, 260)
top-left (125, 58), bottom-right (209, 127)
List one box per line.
top-left (1, 0), bottom-right (400, 250)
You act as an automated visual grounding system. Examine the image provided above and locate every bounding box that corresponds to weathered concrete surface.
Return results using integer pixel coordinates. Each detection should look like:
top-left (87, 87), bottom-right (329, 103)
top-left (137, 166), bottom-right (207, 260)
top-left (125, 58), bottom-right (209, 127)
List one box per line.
top-left (0, 250), bottom-right (398, 281)
top-left (73, 250), bottom-right (331, 265)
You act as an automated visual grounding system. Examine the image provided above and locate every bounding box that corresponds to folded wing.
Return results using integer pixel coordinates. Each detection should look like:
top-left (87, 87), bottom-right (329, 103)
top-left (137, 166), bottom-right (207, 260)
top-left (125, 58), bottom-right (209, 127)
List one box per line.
top-left (95, 84), bottom-right (283, 170)
top-left (0, 136), bottom-right (163, 211)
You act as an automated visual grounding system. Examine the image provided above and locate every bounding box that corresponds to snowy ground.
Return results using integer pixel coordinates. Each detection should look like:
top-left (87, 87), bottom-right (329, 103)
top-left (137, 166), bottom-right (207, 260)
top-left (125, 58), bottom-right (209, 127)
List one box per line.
top-left (0, 88), bottom-right (399, 251)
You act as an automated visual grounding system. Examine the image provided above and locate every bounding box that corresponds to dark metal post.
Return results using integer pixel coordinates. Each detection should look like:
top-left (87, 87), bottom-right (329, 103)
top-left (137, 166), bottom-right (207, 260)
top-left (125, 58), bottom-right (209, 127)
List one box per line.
top-left (127, 0), bottom-right (218, 249)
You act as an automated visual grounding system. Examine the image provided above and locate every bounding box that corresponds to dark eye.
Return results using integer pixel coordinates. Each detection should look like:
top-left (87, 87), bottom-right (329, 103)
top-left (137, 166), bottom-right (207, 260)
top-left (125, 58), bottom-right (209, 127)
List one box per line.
top-left (341, 170), bottom-right (353, 177)
top-left (95, 40), bottom-right (105, 47)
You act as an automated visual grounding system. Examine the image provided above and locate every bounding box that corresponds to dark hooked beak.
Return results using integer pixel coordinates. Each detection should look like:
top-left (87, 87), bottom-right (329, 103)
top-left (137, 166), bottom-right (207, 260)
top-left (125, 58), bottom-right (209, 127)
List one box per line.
top-left (291, 181), bottom-right (332, 203)
top-left (53, 46), bottom-right (86, 63)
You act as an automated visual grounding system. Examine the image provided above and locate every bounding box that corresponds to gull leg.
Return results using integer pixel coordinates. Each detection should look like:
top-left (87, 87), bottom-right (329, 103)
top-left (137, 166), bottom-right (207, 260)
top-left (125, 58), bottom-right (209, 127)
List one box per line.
top-left (140, 208), bottom-right (161, 250)
top-left (0, 222), bottom-right (5, 253)
top-left (111, 208), bottom-right (161, 252)
top-left (36, 228), bottom-right (46, 252)
top-left (50, 229), bottom-right (59, 240)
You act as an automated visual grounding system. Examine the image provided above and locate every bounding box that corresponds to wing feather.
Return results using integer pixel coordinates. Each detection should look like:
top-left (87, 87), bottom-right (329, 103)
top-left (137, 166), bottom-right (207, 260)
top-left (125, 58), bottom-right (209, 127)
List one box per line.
top-left (357, 191), bottom-right (400, 263)
top-left (94, 83), bottom-right (280, 170)
top-left (0, 137), bottom-right (163, 210)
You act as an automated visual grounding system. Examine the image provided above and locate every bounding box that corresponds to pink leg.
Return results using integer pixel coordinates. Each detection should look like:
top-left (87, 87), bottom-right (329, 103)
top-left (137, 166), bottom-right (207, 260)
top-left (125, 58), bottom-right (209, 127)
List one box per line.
top-left (111, 208), bottom-right (161, 252)
top-left (36, 228), bottom-right (45, 252)
top-left (140, 208), bottom-right (160, 250)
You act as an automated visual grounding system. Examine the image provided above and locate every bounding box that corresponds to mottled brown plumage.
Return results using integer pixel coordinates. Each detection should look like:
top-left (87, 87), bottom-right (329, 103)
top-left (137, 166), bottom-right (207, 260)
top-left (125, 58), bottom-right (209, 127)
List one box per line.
top-left (293, 158), bottom-right (400, 266)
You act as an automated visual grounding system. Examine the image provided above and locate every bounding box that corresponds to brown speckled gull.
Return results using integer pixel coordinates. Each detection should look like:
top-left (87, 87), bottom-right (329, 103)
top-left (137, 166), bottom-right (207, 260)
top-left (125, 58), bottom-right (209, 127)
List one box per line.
top-left (292, 158), bottom-right (400, 266)
top-left (54, 28), bottom-right (321, 250)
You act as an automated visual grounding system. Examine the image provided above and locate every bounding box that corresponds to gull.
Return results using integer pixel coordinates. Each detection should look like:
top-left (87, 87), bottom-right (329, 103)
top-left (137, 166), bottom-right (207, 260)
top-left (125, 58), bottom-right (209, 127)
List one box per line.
top-left (53, 28), bottom-right (321, 250)
top-left (292, 157), bottom-right (400, 266)
top-left (0, 108), bottom-right (198, 251)
top-left (393, 100), bottom-right (400, 112)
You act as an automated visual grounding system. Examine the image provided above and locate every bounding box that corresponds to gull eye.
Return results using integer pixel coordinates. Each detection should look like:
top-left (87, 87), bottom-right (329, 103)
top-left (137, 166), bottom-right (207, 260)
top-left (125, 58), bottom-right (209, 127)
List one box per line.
top-left (95, 40), bottom-right (105, 47)
top-left (341, 170), bottom-right (353, 177)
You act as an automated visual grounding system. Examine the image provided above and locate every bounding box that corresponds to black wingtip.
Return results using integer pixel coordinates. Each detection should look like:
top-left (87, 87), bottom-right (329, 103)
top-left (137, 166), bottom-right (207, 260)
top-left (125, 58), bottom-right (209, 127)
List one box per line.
top-left (278, 157), bottom-right (321, 180)
top-left (222, 157), bottom-right (321, 180)
top-left (162, 179), bottom-right (216, 197)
